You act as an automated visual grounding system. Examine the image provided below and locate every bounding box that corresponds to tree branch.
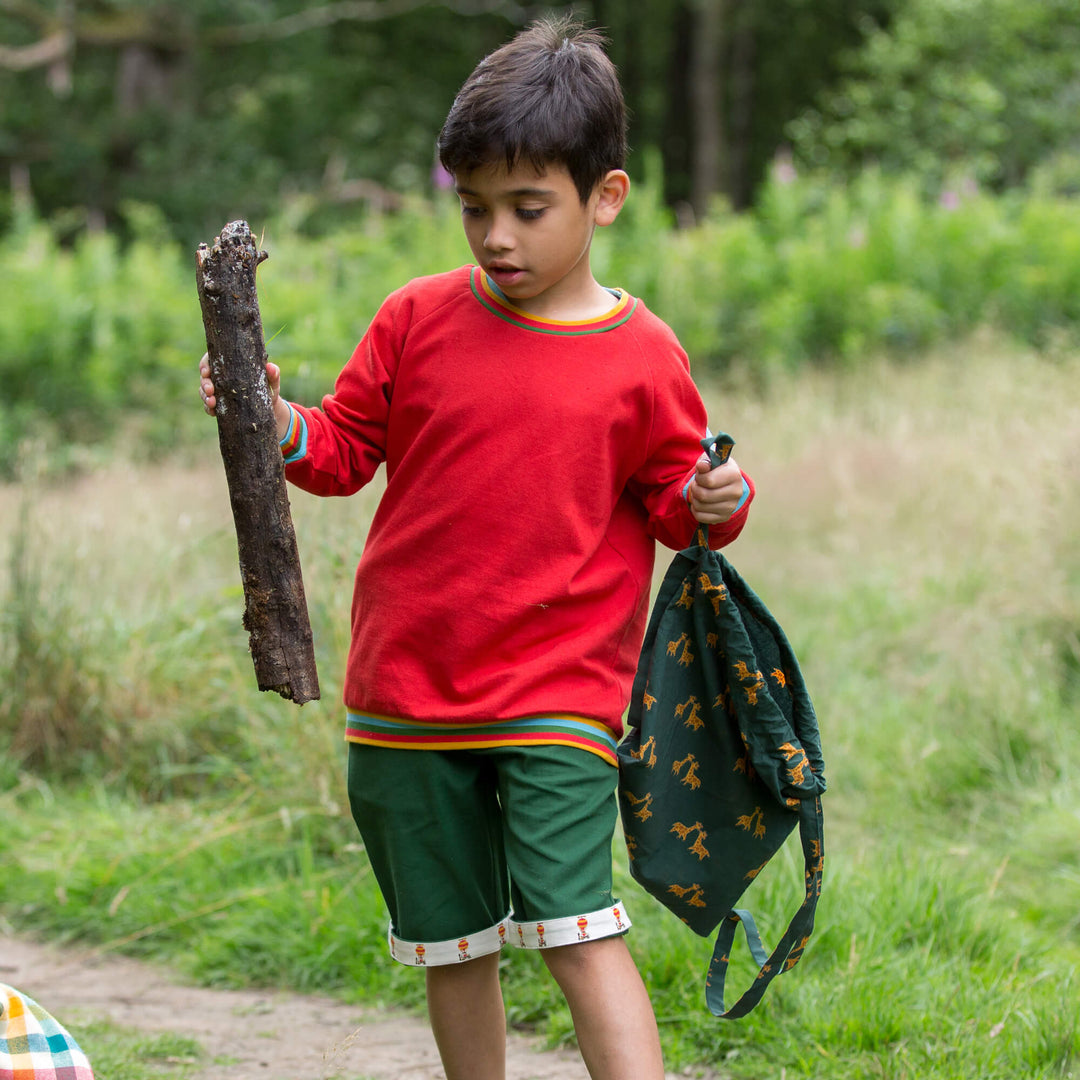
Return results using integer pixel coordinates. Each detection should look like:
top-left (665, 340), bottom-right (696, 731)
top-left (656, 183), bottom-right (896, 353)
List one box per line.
top-left (0, 0), bottom-right (522, 62)
top-left (206, 0), bottom-right (523, 46)
top-left (0, 27), bottom-right (69, 70)
top-left (196, 221), bottom-right (321, 705)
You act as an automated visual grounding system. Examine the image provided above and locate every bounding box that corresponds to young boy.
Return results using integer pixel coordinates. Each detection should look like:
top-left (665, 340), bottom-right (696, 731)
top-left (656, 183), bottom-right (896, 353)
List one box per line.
top-left (199, 17), bottom-right (753, 1080)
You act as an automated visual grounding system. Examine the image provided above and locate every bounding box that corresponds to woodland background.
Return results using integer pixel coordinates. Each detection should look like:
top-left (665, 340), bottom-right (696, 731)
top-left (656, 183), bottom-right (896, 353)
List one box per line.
top-left (3, 0), bottom-right (1080, 243)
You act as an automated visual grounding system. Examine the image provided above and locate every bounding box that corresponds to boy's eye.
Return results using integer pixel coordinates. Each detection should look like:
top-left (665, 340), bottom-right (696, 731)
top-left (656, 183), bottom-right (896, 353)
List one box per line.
top-left (517, 208), bottom-right (545, 221)
top-left (461, 205), bottom-right (485, 218)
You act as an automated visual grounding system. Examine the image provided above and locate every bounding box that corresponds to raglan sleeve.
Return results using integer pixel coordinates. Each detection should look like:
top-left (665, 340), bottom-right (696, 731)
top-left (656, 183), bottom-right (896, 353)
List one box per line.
top-left (277, 289), bottom-right (406, 497)
top-left (626, 337), bottom-right (754, 552)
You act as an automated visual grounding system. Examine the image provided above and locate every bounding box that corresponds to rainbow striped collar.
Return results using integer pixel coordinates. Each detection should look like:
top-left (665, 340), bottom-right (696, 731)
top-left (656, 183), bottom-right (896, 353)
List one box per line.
top-left (470, 266), bottom-right (637, 335)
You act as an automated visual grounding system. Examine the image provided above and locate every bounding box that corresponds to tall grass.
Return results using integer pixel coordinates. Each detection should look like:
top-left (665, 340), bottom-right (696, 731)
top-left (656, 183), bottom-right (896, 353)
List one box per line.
top-left (2, 341), bottom-right (1077, 1078)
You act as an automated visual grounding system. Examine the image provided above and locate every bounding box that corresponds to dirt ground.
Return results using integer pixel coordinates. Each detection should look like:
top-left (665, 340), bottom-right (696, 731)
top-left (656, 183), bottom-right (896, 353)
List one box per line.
top-left (0, 935), bottom-right (709, 1080)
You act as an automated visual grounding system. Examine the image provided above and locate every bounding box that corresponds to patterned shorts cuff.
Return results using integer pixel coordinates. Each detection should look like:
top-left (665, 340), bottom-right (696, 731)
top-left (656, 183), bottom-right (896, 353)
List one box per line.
top-left (509, 901), bottom-right (632, 950)
top-left (388, 917), bottom-right (512, 967)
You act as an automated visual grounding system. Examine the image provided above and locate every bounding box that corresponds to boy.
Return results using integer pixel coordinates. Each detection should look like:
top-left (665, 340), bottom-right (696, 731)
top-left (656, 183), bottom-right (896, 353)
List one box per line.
top-left (199, 17), bottom-right (753, 1080)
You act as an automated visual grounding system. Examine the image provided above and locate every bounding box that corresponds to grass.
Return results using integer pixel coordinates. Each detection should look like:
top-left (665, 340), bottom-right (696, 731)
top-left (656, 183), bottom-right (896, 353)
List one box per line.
top-left (66, 1024), bottom-right (206, 1080)
top-left (1, 338), bottom-right (1078, 1078)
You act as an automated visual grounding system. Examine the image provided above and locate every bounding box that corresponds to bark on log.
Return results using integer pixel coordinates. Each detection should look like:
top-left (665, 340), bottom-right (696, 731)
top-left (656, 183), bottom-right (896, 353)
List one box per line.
top-left (195, 220), bottom-right (320, 704)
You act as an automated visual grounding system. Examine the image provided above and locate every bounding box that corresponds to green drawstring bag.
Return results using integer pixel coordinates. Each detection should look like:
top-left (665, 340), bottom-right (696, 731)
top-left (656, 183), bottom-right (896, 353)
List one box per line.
top-left (618, 433), bottom-right (826, 1019)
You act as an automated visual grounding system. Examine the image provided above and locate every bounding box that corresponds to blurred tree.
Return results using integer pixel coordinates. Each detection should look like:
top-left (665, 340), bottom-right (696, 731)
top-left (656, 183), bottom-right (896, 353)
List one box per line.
top-left (592, 0), bottom-right (896, 219)
top-left (12, 0), bottom-right (1075, 240)
top-left (0, 0), bottom-right (527, 242)
top-left (787, 0), bottom-right (1080, 191)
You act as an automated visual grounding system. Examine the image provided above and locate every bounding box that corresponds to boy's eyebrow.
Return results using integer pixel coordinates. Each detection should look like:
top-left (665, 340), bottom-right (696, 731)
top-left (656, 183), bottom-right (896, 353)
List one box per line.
top-left (455, 185), bottom-right (558, 199)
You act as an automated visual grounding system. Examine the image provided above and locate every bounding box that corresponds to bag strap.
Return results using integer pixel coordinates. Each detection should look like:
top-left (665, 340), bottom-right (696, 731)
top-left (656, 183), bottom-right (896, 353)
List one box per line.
top-left (704, 794), bottom-right (825, 1019)
top-left (702, 431), bottom-right (735, 469)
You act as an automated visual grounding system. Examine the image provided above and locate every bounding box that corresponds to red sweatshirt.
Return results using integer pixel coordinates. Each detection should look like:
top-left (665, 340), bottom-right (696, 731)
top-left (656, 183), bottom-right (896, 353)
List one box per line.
top-left (281, 266), bottom-right (753, 758)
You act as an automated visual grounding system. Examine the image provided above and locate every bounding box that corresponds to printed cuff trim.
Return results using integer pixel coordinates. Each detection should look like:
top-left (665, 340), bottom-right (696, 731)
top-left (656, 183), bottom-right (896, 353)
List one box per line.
top-left (509, 901), bottom-right (632, 950)
top-left (388, 917), bottom-right (511, 967)
top-left (384, 902), bottom-right (633, 966)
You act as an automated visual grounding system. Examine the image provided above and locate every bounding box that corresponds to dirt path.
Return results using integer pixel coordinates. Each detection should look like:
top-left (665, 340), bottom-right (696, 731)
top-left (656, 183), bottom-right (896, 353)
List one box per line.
top-left (1, 936), bottom-right (708, 1080)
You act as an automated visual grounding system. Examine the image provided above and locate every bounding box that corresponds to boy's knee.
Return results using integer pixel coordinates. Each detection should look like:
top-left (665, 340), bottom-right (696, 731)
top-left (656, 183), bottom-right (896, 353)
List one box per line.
top-left (426, 950), bottom-right (501, 987)
top-left (540, 935), bottom-right (630, 983)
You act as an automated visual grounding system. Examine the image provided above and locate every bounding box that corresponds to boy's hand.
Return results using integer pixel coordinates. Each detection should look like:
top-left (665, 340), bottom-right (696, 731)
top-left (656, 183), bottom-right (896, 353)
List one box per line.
top-left (688, 456), bottom-right (744, 524)
top-left (199, 353), bottom-right (290, 438)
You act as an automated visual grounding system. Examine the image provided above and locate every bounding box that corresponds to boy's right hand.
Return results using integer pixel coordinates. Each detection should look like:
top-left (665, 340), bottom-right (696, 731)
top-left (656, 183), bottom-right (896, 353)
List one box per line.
top-left (199, 353), bottom-right (289, 437)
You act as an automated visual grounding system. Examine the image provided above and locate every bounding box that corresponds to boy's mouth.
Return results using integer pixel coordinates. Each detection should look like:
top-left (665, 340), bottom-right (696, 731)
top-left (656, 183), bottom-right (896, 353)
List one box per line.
top-left (486, 263), bottom-right (526, 288)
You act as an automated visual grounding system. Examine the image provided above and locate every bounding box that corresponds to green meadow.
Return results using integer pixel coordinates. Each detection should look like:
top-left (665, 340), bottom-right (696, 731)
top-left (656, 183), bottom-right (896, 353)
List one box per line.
top-left (1, 178), bottom-right (1078, 1078)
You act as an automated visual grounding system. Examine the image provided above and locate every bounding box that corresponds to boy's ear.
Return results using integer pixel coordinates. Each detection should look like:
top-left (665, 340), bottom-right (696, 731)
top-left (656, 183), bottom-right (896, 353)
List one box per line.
top-left (594, 170), bottom-right (630, 226)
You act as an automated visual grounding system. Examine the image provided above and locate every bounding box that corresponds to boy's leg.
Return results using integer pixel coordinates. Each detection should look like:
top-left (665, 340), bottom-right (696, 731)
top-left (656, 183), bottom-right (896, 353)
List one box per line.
top-left (541, 936), bottom-right (664, 1080)
top-left (426, 951), bottom-right (506, 1080)
top-left (347, 744), bottom-right (514, 1078)
top-left (493, 744), bottom-right (666, 1079)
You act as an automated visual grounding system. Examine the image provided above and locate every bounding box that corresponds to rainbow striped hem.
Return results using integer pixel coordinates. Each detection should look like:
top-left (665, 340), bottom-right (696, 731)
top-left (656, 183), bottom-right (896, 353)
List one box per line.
top-left (345, 712), bottom-right (619, 766)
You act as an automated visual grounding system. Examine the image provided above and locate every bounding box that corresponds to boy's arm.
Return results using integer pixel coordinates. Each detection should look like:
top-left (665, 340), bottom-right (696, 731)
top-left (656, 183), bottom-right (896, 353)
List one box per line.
top-left (631, 439), bottom-right (754, 552)
top-left (627, 349), bottom-right (754, 551)
top-left (200, 292), bottom-right (402, 497)
top-left (280, 331), bottom-right (393, 497)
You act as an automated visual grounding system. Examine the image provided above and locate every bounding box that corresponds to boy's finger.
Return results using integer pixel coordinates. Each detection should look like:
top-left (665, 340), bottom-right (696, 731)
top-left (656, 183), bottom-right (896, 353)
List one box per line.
top-left (694, 457), bottom-right (740, 488)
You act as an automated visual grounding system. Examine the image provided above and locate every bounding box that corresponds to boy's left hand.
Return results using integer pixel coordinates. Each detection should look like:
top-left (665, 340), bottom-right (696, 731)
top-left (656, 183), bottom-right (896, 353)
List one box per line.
top-left (688, 456), bottom-right (744, 524)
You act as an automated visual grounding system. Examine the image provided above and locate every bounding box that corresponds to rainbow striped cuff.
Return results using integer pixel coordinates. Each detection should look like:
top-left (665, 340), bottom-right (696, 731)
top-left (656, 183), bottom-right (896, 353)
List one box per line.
top-left (279, 403), bottom-right (307, 463)
top-left (345, 712), bottom-right (619, 766)
top-left (683, 474), bottom-right (750, 511)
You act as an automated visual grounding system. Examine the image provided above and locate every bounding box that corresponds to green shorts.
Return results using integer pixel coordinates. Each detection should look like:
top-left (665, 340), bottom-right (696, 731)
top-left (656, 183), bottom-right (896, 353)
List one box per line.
top-left (347, 742), bottom-right (633, 967)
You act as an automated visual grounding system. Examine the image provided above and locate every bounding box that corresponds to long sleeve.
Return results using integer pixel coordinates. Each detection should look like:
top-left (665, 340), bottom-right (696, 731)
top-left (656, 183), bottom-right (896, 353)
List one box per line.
top-left (625, 327), bottom-right (754, 552)
top-left (280, 288), bottom-right (407, 496)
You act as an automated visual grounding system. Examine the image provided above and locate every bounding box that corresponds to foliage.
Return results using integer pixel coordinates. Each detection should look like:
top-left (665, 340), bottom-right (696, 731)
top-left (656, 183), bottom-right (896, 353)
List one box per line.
top-left (9, 169), bottom-right (1080, 475)
top-left (0, 495), bottom-right (110, 773)
top-left (2, 344), bottom-right (1079, 1078)
top-left (789, 0), bottom-right (1080, 192)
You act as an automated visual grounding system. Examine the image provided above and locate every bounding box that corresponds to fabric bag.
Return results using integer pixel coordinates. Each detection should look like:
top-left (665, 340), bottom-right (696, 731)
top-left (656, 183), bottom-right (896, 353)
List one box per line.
top-left (617, 433), bottom-right (826, 1019)
top-left (0, 983), bottom-right (96, 1079)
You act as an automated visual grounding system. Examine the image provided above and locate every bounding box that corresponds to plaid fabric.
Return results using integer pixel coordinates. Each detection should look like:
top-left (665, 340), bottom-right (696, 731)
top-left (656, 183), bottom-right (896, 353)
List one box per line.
top-left (0, 984), bottom-right (95, 1080)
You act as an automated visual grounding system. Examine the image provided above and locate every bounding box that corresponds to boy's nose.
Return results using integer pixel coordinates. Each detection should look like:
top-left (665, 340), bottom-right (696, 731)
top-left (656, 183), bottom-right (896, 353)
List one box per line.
top-left (484, 214), bottom-right (514, 252)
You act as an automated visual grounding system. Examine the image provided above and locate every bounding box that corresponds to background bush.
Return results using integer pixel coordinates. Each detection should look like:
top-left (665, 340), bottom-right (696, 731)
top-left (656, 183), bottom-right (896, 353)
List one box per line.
top-left (2, 169), bottom-right (1079, 476)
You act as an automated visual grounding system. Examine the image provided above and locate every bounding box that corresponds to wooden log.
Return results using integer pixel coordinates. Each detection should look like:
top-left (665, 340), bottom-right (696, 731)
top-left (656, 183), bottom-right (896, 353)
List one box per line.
top-left (195, 220), bottom-right (320, 704)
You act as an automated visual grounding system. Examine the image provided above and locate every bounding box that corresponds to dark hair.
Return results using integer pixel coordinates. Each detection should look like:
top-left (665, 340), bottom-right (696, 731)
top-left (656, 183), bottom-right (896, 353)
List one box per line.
top-left (437, 15), bottom-right (627, 204)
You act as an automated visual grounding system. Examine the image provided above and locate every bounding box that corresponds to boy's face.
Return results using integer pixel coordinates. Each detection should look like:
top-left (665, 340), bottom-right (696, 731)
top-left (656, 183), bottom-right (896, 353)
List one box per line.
top-left (454, 160), bottom-right (628, 319)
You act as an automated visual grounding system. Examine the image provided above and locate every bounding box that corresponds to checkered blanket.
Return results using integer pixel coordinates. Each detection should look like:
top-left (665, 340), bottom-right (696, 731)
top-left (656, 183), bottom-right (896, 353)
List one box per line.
top-left (0, 984), bottom-right (95, 1079)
